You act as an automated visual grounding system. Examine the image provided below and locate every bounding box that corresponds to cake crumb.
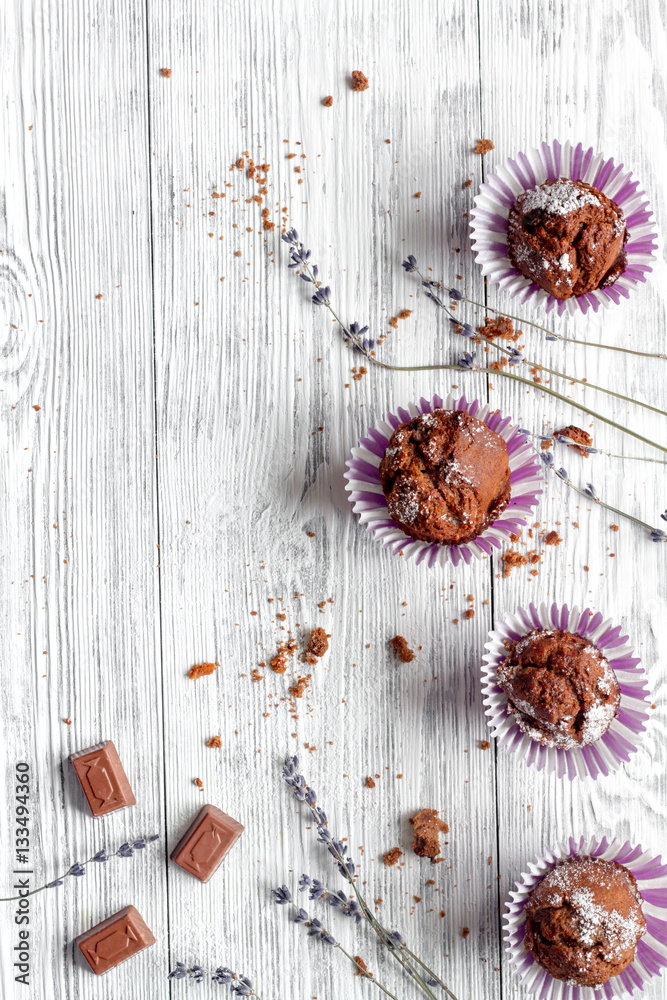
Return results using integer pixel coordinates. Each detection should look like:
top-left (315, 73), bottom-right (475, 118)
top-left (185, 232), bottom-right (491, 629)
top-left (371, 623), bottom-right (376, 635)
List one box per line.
top-left (354, 956), bottom-right (371, 977)
top-left (207, 736), bottom-right (222, 748)
top-left (193, 778), bottom-right (203, 789)
top-left (414, 191), bottom-right (422, 198)
top-left (409, 809), bottom-right (448, 863)
top-left (188, 661), bottom-right (217, 679)
top-left (480, 740), bottom-right (490, 750)
top-left (270, 639), bottom-right (298, 674)
top-left (544, 530), bottom-right (562, 546)
top-left (554, 425), bottom-right (593, 457)
top-left (461, 927), bottom-right (470, 939)
top-left (322, 95), bottom-right (333, 107)
top-left (365, 776), bottom-right (376, 789)
top-left (464, 609), bottom-right (475, 620)
top-left (351, 70), bottom-right (369, 91)
top-left (502, 548), bottom-right (527, 578)
top-left (160, 68), bottom-right (172, 78)
top-left (390, 635), bottom-right (415, 662)
top-left (303, 627), bottom-right (330, 664)
top-left (474, 139), bottom-right (494, 154)
top-left (610, 524), bottom-right (619, 532)
top-left (289, 674), bottom-right (311, 699)
top-left (383, 847), bottom-right (403, 867)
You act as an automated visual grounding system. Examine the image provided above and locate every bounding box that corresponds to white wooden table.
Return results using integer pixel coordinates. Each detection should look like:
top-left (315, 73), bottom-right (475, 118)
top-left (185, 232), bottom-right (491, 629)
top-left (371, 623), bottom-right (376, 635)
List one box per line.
top-left (1, 1), bottom-right (666, 997)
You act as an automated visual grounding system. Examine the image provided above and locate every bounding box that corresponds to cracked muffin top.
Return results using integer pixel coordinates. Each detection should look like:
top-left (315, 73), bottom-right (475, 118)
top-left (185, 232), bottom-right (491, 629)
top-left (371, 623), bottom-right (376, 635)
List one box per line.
top-left (379, 409), bottom-right (511, 545)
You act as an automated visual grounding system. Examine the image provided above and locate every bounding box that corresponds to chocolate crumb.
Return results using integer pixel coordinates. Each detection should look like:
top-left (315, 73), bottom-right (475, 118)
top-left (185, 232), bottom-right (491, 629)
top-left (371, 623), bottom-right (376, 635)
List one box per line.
top-left (554, 425), bottom-right (593, 457)
top-left (188, 662), bottom-right (217, 679)
top-left (354, 956), bottom-right (371, 977)
top-left (390, 635), bottom-right (415, 662)
top-left (383, 847), bottom-right (403, 867)
top-left (501, 548), bottom-right (527, 578)
top-left (289, 674), bottom-right (311, 699)
top-left (461, 926), bottom-right (470, 939)
top-left (409, 809), bottom-right (448, 862)
top-left (269, 638), bottom-right (298, 674)
top-left (302, 626), bottom-right (330, 664)
top-left (351, 70), bottom-right (369, 91)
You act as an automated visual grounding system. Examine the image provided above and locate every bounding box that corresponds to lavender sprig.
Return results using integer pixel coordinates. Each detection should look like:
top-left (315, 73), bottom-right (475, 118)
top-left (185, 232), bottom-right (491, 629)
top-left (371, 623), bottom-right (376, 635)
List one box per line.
top-left (274, 890), bottom-right (400, 1000)
top-left (281, 229), bottom-right (666, 457)
top-left (0, 835), bottom-right (159, 902)
top-left (405, 257), bottom-right (667, 424)
top-left (538, 455), bottom-right (667, 540)
top-left (169, 964), bottom-right (261, 996)
top-left (400, 257), bottom-right (667, 361)
top-left (282, 756), bottom-right (458, 1000)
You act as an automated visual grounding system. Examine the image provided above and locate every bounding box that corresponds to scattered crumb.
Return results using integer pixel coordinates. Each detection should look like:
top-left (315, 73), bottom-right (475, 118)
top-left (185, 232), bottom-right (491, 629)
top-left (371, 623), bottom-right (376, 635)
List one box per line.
top-left (390, 635), bottom-right (415, 663)
top-left (478, 316), bottom-right (519, 341)
top-left (474, 139), bottom-right (494, 154)
top-left (554, 425), bottom-right (593, 457)
top-left (63, 718), bottom-right (72, 725)
top-left (414, 191), bottom-right (422, 198)
top-left (351, 70), bottom-right (369, 91)
top-left (188, 662), bottom-right (217, 679)
top-left (289, 674), bottom-right (312, 699)
top-left (303, 627), bottom-right (330, 664)
top-left (193, 778), bottom-right (203, 789)
top-left (480, 740), bottom-right (490, 751)
top-left (463, 609), bottom-right (475, 620)
top-left (383, 847), bottom-right (403, 867)
top-left (322, 96), bottom-right (333, 107)
top-left (33, 404), bottom-right (41, 411)
top-left (502, 548), bottom-right (527, 578)
top-left (160, 68), bottom-right (172, 78)
top-left (207, 736), bottom-right (222, 748)
top-left (409, 809), bottom-right (448, 863)
top-left (354, 956), bottom-right (372, 978)
top-left (365, 776), bottom-right (376, 789)
top-left (462, 927), bottom-right (470, 939)
top-left (398, 309), bottom-right (412, 320)
top-left (269, 639), bottom-right (298, 674)
top-left (610, 524), bottom-right (619, 532)
top-left (544, 531), bottom-right (562, 546)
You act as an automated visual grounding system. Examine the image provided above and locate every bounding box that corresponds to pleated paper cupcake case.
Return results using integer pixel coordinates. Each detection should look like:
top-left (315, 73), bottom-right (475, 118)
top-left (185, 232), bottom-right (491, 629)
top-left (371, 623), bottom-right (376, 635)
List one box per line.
top-left (344, 392), bottom-right (543, 569)
top-left (470, 139), bottom-right (658, 316)
top-left (481, 601), bottom-right (651, 780)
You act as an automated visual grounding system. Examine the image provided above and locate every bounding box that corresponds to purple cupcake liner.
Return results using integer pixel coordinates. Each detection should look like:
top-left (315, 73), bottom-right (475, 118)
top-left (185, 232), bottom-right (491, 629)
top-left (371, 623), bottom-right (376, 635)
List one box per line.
top-left (470, 139), bottom-right (658, 316)
top-left (343, 392), bottom-right (543, 569)
top-left (505, 835), bottom-right (667, 998)
top-left (482, 601), bottom-right (650, 780)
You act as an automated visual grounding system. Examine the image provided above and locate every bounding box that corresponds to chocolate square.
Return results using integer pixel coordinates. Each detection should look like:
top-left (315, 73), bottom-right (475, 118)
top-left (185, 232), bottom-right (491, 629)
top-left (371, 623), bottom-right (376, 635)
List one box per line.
top-left (170, 804), bottom-right (244, 882)
top-left (70, 741), bottom-right (135, 817)
top-left (76, 905), bottom-right (155, 975)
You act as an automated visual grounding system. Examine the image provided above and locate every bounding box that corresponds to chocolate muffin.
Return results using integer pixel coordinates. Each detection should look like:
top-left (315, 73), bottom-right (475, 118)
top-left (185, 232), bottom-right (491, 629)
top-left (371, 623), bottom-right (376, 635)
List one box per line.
top-left (497, 629), bottom-right (619, 749)
top-left (379, 409), bottom-right (511, 545)
top-left (508, 178), bottom-right (626, 299)
top-left (525, 857), bottom-right (646, 987)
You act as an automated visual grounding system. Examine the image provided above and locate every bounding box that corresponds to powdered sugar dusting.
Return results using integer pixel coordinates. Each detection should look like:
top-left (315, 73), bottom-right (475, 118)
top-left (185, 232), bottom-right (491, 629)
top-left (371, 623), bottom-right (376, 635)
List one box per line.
top-left (517, 178), bottom-right (601, 216)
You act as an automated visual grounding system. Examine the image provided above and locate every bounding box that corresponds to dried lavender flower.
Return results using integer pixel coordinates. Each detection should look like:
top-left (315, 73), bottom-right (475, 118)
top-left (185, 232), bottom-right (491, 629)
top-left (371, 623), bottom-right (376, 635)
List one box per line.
top-left (1, 835), bottom-right (159, 903)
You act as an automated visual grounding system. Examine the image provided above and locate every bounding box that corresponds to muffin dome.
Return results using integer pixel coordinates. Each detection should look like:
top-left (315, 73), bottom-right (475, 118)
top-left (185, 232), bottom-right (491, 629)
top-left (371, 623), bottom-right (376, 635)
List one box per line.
top-left (525, 856), bottom-right (646, 987)
top-left (379, 409), bottom-right (510, 545)
top-left (497, 628), bottom-right (619, 749)
top-left (508, 178), bottom-right (626, 299)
